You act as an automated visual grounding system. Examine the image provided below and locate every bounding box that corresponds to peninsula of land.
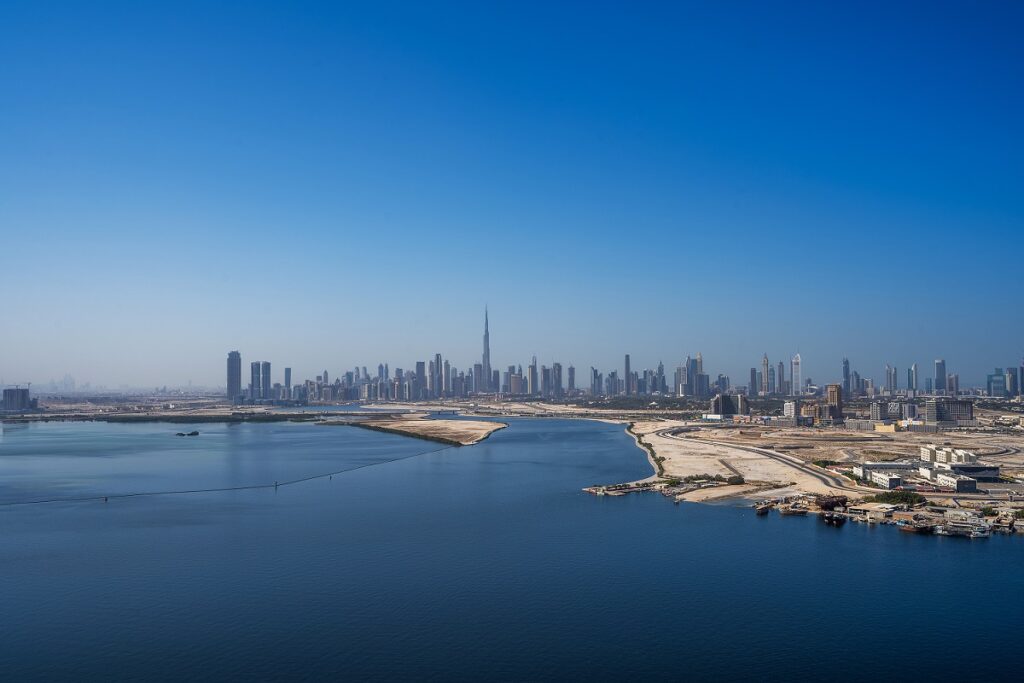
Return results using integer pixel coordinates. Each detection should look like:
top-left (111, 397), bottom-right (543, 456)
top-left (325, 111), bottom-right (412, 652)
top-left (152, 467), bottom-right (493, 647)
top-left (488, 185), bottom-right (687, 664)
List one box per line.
top-left (336, 416), bottom-right (507, 446)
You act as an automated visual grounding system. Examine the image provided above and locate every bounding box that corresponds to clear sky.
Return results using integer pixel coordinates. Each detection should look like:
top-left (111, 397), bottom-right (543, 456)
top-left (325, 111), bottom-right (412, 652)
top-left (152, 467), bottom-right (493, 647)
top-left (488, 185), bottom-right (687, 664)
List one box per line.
top-left (2, 1), bottom-right (1022, 389)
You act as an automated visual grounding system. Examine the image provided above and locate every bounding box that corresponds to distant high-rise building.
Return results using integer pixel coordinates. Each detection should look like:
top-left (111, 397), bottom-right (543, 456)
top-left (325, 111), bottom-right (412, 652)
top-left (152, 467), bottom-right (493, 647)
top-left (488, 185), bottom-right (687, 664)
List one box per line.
top-left (934, 359), bottom-right (947, 395)
top-left (250, 361), bottom-right (262, 401)
top-left (415, 361), bottom-right (426, 400)
top-left (481, 308), bottom-right (491, 393)
top-left (841, 357), bottom-right (851, 397)
top-left (540, 365), bottom-right (552, 397)
top-left (567, 365), bottom-right (576, 393)
top-left (528, 357), bottom-right (538, 396)
top-left (284, 367), bottom-right (292, 398)
top-left (227, 351), bottom-right (242, 402)
top-left (925, 397), bottom-right (974, 425)
top-left (261, 361), bottom-right (271, 399)
top-left (552, 362), bottom-right (563, 398)
top-left (826, 384), bottom-right (844, 420)
top-left (605, 370), bottom-right (618, 396)
top-left (749, 368), bottom-right (758, 396)
top-left (686, 355), bottom-right (699, 396)
top-left (2, 387), bottom-right (31, 411)
top-left (710, 394), bottom-right (748, 416)
top-left (761, 354), bottom-right (770, 397)
top-left (1007, 367), bottom-right (1019, 397)
top-left (472, 363), bottom-right (483, 393)
top-left (791, 354), bottom-right (802, 397)
top-left (624, 354), bottom-right (632, 395)
top-left (908, 363), bottom-right (918, 392)
top-left (776, 361), bottom-right (785, 396)
top-left (434, 354), bottom-right (443, 398)
top-left (987, 368), bottom-right (1007, 398)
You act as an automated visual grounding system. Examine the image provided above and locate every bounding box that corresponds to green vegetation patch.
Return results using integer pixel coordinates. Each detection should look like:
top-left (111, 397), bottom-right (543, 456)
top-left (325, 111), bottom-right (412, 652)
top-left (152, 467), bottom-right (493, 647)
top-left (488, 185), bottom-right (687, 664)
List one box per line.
top-left (865, 491), bottom-right (928, 506)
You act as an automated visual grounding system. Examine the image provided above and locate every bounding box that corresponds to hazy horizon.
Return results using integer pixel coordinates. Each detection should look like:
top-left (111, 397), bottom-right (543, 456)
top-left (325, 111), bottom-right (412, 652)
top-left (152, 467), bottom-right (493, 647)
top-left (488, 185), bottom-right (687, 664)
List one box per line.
top-left (3, 2), bottom-right (1022, 389)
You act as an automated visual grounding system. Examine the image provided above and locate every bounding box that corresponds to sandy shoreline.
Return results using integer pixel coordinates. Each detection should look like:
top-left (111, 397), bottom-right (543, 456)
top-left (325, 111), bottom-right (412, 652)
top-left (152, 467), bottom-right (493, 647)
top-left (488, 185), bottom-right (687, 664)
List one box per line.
top-left (339, 418), bottom-right (507, 446)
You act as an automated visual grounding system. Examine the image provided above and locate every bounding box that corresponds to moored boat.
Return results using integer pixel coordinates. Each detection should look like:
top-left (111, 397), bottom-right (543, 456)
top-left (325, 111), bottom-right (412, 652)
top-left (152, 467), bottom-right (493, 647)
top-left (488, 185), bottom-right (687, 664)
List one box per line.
top-left (821, 511), bottom-right (846, 526)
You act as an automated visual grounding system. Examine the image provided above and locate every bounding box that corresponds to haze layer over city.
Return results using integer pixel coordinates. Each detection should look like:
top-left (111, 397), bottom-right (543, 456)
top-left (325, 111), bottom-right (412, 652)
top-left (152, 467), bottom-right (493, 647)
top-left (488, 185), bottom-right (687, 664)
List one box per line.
top-left (3, 3), bottom-right (1023, 388)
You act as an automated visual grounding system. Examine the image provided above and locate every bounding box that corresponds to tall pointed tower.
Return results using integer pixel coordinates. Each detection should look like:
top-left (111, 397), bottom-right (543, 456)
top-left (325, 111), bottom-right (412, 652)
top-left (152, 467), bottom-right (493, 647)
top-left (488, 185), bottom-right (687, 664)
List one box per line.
top-left (482, 307), bottom-right (491, 392)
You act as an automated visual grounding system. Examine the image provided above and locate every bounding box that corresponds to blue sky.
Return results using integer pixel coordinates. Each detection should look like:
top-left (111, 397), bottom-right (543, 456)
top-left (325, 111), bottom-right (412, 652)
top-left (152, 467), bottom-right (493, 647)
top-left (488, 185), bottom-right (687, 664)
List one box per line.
top-left (1, 1), bottom-right (1022, 388)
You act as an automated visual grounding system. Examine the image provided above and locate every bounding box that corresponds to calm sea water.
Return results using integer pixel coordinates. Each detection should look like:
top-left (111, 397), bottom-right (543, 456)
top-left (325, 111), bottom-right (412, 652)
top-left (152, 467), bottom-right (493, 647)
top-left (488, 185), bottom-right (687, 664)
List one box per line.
top-left (1, 418), bottom-right (1021, 681)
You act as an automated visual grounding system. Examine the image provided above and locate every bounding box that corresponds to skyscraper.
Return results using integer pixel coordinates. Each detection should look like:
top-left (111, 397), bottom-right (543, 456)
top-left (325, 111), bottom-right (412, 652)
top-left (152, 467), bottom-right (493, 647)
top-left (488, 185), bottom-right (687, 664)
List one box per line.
top-left (227, 351), bottom-right (242, 402)
top-left (826, 383), bottom-right (843, 419)
top-left (908, 363), bottom-right (918, 392)
top-left (624, 354), bottom-right (631, 395)
top-left (250, 361), bottom-right (262, 401)
top-left (415, 361), bottom-right (426, 400)
top-left (284, 367), bottom-right (292, 398)
top-left (841, 357), bottom-right (850, 397)
top-left (934, 359), bottom-right (947, 395)
top-left (791, 354), bottom-right (801, 397)
top-left (749, 368), bottom-right (757, 396)
top-left (987, 368), bottom-right (1007, 397)
top-left (481, 308), bottom-right (491, 393)
top-left (567, 365), bottom-right (575, 393)
top-left (761, 354), bottom-right (769, 397)
top-left (776, 360), bottom-right (785, 396)
top-left (260, 361), bottom-right (271, 399)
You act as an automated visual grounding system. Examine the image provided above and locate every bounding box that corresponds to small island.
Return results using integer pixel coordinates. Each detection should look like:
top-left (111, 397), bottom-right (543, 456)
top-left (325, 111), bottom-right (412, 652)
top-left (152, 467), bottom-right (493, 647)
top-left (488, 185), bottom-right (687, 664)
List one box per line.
top-left (326, 416), bottom-right (507, 446)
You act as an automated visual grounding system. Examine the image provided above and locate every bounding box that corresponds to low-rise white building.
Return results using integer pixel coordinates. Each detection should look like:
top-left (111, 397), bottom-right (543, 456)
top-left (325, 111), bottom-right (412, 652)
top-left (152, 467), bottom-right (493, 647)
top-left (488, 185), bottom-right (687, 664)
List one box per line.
top-left (936, 472), bottom-right (977, 493)
top-left (870, 471), bottom-right (903, 489)
top-left (920, 444), bottom-right (977, 464)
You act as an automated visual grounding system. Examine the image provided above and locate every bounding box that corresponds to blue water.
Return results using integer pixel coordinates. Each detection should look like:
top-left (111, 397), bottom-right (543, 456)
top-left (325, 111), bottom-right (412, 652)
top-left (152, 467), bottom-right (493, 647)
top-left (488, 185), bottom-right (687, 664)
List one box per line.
top-left (1, 419), bottom-right (1021, 681)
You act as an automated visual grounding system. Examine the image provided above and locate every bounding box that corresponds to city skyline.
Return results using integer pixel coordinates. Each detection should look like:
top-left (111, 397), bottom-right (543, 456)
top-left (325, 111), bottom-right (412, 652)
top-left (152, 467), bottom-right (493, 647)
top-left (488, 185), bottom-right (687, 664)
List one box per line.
top-left (209, 312), bottom-right (1023, 401)
top-left (6, 308), bottom-right (1024, 393)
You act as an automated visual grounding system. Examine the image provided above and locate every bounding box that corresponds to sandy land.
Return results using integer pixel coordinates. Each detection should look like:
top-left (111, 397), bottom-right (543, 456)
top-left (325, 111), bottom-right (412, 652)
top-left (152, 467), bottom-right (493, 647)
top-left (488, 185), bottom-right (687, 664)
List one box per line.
top-left (348, 418), bottom-right (507, 446)
top-left (628, 420), bottom-right (853, 497)
top-left (685, 425), bottom-right (1024, 478)
top-left (677, 483), bottom-right (771, 502)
